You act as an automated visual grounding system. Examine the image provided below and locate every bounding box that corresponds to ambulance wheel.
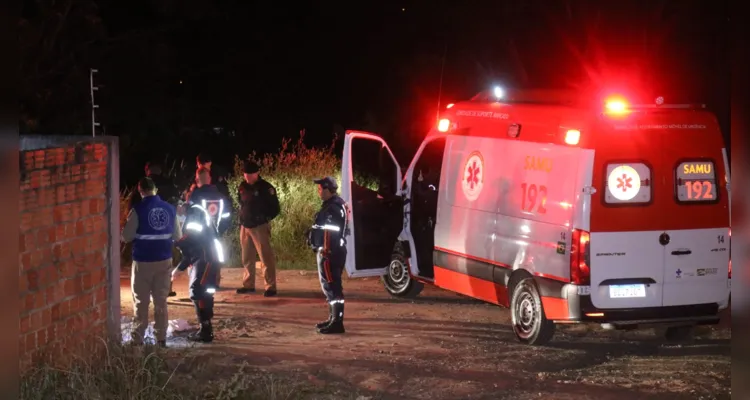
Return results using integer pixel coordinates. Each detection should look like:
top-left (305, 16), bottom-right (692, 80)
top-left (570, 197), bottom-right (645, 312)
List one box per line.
top-left (664, 325), bottom-right (695, 342)
top-left (382, 243), bottom-right (424, 298)
top-left (510, 278), bottom-right (555, 345)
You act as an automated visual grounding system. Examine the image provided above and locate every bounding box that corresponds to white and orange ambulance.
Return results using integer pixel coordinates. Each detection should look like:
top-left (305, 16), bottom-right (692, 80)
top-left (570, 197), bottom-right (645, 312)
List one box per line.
top-left (340, 87), bottom-right (731, 345)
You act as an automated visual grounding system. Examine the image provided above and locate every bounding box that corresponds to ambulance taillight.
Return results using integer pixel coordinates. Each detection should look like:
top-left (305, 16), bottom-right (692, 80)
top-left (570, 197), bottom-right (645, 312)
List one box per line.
top-left (570, 229), bottom-right (591, 285)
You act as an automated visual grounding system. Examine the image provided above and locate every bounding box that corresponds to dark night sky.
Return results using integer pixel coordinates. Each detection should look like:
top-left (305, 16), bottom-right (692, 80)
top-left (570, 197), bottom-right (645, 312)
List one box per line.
top-left (19, 0), bottom-right (730, 185)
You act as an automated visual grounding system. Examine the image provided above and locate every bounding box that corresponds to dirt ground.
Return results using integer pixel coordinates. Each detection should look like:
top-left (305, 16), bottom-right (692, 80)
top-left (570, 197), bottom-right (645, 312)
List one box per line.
top-left (120, 268), bottom-right (731, 400)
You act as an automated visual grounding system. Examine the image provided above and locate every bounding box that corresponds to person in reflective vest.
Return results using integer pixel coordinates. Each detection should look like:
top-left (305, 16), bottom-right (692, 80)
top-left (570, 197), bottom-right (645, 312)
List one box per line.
top-left (121, 177), bottom-right (182, 347)
top-left (172, 202), bottom-right (224, 343)
top-left (185, 167), bottom-right (232, 288)
top-left (307, 176), bottom-right (349, 334)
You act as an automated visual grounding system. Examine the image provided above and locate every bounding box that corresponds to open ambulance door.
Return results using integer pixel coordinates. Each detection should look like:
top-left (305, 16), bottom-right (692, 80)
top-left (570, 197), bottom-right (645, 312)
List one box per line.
top-left (341, 131), bottom-right (404, 278)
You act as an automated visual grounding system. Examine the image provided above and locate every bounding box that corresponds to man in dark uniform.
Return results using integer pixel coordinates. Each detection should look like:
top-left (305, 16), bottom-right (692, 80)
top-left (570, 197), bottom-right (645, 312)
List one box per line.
top-left (185, 167), bottom-right (232, 288)
top-left (172, 203), bottom-right (222, 343)
top-left (128, 161), bottom-right (180, 210)
top-left (307, 176), bottom-right (349, 334)
top-left (236, 161), bottom-right (281, 296)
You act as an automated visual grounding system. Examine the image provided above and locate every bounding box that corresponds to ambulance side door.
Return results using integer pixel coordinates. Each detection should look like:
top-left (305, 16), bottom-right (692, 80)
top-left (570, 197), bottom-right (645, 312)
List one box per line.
top-left (341, 131), bottom-right (404, 278)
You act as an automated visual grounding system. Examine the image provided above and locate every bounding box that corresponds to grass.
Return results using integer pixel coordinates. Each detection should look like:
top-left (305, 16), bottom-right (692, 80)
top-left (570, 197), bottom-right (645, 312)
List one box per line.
top-left (20, 339), bottom-right (368, 400)
top-left (120, 133), bottom-right (355, 271)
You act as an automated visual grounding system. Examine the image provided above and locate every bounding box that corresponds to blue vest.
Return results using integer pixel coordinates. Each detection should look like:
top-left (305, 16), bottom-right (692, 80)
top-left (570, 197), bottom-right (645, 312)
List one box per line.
top-left (132, 195), bottom-right (176, 262)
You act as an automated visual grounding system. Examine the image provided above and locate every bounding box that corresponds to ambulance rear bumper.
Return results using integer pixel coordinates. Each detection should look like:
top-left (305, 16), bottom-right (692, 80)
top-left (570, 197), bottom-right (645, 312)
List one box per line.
top-left (561, 285), bottom-right (721, 327)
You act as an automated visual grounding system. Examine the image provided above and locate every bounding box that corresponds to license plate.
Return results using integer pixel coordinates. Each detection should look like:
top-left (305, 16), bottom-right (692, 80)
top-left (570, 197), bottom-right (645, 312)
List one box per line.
top-left (609, 284), bottom-right (646, 298)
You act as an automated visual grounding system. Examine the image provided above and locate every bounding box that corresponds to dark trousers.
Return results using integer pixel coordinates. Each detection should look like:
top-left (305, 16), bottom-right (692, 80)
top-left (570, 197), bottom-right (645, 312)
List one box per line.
top-left (317, 250), bottom-right (345, 302)
top-left (189, 259), bottom-right (217, 322)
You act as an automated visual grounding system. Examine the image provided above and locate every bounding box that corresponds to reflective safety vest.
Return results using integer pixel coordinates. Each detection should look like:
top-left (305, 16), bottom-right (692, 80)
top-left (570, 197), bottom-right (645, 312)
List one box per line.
top-left (132, 195), bottom-right (176, 262)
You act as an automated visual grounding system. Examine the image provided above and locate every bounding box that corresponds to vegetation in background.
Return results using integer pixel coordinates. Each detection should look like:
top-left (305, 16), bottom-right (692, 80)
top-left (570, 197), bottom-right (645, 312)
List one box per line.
top-left (121, 133), bottom-right (341, 270)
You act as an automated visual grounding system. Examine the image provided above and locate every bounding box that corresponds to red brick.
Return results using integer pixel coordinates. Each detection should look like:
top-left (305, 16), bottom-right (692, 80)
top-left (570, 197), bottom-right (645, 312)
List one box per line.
top-left (22, 152), bottom-right (34, 170)
top-left (25, 332), bottom-right (36, 352)
top-left (63, 279), bottom-right (76, 297)
top-left (53, 204), bottom-right (73, 223)
top-left (26, 270), bottom-right (39, 291)
top-left (19, 213), bottom-right (33, 232)
top-left (38, 187), bottom-right (55, 207)
top-left (93, 285), bottom-right (107, 304)
top-left (32, 206), bottom-right (54, 229)
top-left (20, 316), bottom-right (30, 334)
top-left (19, 272), bottom-right (28, 293)
top-left (29, 310), bottom-right (43, 331)
top-left (52, 241), bottom-right (71, 261)
top-left (20, 252), bottom-right (32, 271)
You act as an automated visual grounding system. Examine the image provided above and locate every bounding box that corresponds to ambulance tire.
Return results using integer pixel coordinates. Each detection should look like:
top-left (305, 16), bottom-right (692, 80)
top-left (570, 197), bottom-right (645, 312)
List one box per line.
top-left (510, 278), bottom-right (555, 346)
top-left (382, 243), bottom-right (424, 298)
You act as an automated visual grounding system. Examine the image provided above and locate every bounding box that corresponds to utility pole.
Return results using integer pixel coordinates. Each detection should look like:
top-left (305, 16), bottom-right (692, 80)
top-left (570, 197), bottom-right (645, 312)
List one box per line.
top-left (90, 68), bottom-right (100, 137)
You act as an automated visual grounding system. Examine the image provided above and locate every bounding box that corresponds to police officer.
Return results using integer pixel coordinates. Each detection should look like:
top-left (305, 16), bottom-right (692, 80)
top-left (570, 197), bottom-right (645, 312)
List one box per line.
top-left (172, 203), bottom-right (222, 343)
top-left (186, 167), bottom-right (232, 288)
top-left (121, 177), bottom-right (183, 347)
top-left (128, 160), bottom-right (180, 210)
top-left (308, 176), bottom-right (349, 334)
top-left (236, 161), bottom-right (280, 296)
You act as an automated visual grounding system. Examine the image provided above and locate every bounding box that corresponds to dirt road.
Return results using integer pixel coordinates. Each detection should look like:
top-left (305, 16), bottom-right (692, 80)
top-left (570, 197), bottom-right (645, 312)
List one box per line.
top-left (120, 269), bottom-right (731, 399)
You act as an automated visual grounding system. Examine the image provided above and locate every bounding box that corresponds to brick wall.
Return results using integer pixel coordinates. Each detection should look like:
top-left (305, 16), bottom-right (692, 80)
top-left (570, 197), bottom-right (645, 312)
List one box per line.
top-left (18, 136), bottom-right (120, 370)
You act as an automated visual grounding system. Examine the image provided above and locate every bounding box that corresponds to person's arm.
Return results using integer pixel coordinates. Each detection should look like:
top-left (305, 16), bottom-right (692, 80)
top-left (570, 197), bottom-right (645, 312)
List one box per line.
top-left (266, 183), bottom-right (280, 220)
top-left (172, 212), bottom-right (183, 241)
top-left (121, 209), bottom-right (139, 243)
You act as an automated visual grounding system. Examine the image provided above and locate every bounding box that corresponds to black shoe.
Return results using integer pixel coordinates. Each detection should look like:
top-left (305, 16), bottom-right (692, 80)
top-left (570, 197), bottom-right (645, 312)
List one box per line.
top-left (236, 288), bottom-right (256, 294)
top-left (157, 340), bottom-right (167, 348)
top-left (315, 303), bottom-right (333, 329)
top-left (318, 301), bottom-right (345, 334)
top-left (263, 289), bottom-right (277, 297)
top-left (188, 322), bottom-right (214, 343)
top-left (168, 291), bottom-right (177, 297)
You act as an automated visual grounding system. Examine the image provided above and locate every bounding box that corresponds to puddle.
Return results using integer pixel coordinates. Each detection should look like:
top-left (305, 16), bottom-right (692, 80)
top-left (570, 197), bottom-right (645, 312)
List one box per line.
top-left (121, 316), bottom-right (194, 345)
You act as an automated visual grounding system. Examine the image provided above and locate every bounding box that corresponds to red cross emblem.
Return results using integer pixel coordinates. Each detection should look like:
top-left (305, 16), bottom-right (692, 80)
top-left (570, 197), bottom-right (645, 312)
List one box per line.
top-left (461, 151), bottom-right (485, 201)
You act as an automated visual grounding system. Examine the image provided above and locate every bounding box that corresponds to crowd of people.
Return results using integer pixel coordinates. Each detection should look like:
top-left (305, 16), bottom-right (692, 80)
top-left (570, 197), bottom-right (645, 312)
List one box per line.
top-left (120, 153), bottom-right (350, 346)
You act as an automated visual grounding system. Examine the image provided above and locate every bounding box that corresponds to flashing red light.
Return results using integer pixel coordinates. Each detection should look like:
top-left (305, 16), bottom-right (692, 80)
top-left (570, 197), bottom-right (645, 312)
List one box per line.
top-left (605, 100), bottom-right (628, 113)
top-left (564, 129), bottom-right (581, 145)
top-left (446, 103), bottom-right (454, 109)
top-left (437, 118), bottom-right (451, 132)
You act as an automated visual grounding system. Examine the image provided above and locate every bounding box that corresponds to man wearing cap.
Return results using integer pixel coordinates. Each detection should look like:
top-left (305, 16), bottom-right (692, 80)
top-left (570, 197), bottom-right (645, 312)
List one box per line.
top-left (307, 176), bottom-right (349, 334)
top-left (121, 177), bottom-right (183, 347)
top-left (236, 160), bottom-right (281, 297)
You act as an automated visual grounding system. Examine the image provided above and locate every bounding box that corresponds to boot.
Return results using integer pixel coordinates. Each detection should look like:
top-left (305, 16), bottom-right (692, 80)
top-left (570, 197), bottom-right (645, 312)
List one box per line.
top-left (188, 321), bottom-right (214, 343)
top-left (318, 301), bottom-right (345, 334)
top-left (315, 303), bottom-right (333, 329)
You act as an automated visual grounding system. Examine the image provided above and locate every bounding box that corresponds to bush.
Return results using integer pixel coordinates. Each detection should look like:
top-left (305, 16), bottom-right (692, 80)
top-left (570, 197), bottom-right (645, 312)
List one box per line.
top-left (120, 133), bottom-right (341, 271)
top-left (224, 134), bottom-right (340, 269)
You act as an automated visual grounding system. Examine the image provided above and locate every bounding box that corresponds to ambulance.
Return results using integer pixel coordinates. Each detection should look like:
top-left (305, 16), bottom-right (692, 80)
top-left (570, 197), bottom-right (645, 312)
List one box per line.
top-left (340, 87), bottom-right (731, 345)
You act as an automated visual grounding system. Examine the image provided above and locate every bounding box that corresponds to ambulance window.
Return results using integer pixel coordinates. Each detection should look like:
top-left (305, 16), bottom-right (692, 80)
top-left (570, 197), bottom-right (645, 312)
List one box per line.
top-left (604, 162), bottom-right (652, 205)
top-left (675, 160), bottom-right (718, 203)
top-left (413, 137), bottom-right (446, 188)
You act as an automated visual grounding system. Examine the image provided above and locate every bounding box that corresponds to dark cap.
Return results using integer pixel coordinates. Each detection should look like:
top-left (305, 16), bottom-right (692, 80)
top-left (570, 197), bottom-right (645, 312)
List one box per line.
top-left (138, 177), bottom-right (156, 192)
top-left (196, 153), bottom-right (212, 164)
top-left (243, 160), bottom-right (260, 174)
top-left (313, 176), bottom-right (338, 191)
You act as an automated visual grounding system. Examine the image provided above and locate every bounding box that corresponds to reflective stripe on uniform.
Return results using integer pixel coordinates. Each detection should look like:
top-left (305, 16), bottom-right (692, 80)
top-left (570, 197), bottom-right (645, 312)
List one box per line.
top-left (134, 233), bottom-right (173, 240)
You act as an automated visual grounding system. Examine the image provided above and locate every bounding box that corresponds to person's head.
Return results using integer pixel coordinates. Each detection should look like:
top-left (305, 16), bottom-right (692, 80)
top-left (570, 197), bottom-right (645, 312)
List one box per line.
top-left (242, 161), bottom-right (260, 184)
top-left (196, 153), bottom-right (212, 170)
top-left (138, 177), bottom-right (157, 198)
top-left (314, 176), bottom-right (338, 201)
top-left (196, 167), bottom-right (211, 187)
top-left (145, 161), bottom-right (163, 177)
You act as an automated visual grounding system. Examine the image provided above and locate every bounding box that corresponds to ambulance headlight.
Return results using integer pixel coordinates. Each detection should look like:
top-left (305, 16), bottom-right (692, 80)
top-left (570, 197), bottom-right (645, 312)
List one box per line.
top-left (493, 86), bottom-right (504, 99)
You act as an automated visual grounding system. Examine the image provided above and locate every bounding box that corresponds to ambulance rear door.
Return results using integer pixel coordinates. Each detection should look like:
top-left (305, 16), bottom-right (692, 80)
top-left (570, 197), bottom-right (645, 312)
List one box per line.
top-left (588, 117), bottom-right (667, 310)
top-left (341, 131), bottom-right (404, 278)
top-left (657, 116), bottom-right (730, 307)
